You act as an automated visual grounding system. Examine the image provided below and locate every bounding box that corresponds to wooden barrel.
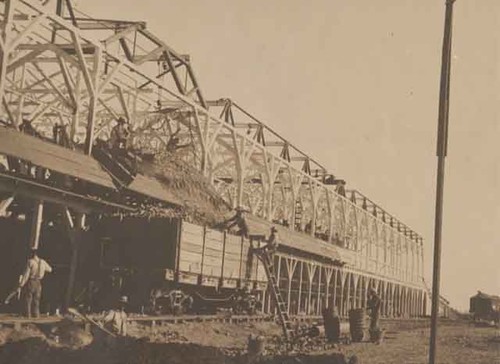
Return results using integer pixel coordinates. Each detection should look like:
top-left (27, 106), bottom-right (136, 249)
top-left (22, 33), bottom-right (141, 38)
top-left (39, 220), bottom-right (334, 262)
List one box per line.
top-left (349, 308), bottom-right (366, 342)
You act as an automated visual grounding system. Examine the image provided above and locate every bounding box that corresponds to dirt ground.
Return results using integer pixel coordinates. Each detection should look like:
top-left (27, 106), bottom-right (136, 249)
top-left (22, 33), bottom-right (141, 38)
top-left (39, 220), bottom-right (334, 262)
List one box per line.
top-left (0, 318), bottom-right (497, 364)
top-left (338, 320), bottom-right (499, 364)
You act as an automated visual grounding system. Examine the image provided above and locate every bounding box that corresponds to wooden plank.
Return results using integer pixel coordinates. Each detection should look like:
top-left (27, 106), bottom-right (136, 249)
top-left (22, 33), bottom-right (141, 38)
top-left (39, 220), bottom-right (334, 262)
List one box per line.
top-left (0, 128), bottom-right (181, 207)
top-left (243, 212), bottom-right (343, 263)
top-left (178, 272), bottom-right (199, 284)
top-left (179, 241), bottom-right (203, 254)
top-left (0, 172), bottom-right (131, 213)
top-left (178, 251), bottom-right (202, 274)
top-left (204, 228), bottom-right (224, 275)
top-left (222, 234), bottom-right (242, 280)
top-left (0, 127), bottom-right (115, 188)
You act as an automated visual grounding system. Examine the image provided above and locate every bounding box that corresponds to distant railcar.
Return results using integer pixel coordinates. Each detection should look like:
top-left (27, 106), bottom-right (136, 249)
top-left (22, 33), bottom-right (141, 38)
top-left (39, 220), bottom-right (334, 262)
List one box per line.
top-left (469, 291), bottom-right (500, 324)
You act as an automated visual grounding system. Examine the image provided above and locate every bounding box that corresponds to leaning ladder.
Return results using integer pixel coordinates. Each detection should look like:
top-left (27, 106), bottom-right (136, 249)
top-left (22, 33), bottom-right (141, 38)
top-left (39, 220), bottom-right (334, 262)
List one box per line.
top-left (253, 249), bottom-right (295, 340)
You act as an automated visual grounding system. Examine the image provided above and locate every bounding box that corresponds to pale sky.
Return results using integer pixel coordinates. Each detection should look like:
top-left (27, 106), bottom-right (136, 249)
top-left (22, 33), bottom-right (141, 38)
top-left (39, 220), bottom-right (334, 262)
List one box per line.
top-left (80, 0), bottom-right (499, 311)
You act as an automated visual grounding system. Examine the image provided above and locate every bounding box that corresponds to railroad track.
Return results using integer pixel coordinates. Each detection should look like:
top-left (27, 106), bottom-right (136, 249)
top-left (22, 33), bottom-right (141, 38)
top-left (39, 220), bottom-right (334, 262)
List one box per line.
top-left (0, 312), bottom-right (427, 330)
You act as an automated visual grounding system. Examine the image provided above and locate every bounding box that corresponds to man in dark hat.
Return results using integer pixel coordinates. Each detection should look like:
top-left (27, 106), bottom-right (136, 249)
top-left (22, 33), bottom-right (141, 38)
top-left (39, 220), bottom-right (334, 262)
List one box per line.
top-left (223, 207), bottom-right (249, 238)
top-left (109, 117), bottom-right (130, 150)
top-left (20, 249), bottom-right (52, 318)
top-left (19, 119), bottom-right (41, 138)
top-left (253, 226), bottom-right (279, 256)
top-left (166, 125), bottom-right (192, 153)
top-left (266, 226), bottom-right (279, 254)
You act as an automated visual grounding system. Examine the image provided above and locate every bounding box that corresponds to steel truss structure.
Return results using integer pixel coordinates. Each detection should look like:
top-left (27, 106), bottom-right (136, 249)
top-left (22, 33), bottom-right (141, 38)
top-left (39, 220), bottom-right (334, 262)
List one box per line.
top-left (0, 0), bottom-right (426, 311)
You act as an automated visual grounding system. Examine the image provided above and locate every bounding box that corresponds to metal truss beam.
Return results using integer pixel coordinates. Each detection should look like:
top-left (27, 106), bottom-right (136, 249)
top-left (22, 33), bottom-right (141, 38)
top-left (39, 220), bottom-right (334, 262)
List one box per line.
top-left (0, 0), bottom-right (425, 288)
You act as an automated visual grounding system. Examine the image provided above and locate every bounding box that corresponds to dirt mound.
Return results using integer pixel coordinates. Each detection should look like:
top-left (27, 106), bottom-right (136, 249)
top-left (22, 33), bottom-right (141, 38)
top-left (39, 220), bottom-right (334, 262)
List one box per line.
top-left (0, 336), bottom-right (237, 364)
top-left (54, 318), bottom-right (93, 348)
top-left (133, 152), bottom-right (232, 227)
top-left (0, 336), bottom-right (359, 364)
top-left (0, 325), bottom-right (45, 346)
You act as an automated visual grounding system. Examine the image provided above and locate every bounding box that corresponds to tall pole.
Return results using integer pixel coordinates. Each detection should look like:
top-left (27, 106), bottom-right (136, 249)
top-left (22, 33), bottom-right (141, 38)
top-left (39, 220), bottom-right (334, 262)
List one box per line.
top-left (429, 1), bottom-right (456, 363)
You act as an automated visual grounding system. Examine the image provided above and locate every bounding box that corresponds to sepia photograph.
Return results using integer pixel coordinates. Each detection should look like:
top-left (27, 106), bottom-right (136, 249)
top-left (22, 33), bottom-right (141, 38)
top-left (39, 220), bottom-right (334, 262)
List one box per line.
top-left (0, 0), bottom-right (497, 363)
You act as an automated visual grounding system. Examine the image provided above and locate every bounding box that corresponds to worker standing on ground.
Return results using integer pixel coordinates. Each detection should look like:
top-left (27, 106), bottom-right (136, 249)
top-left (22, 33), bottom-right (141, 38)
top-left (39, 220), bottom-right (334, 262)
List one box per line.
top-left (322, 306), bottom-right (341, 343)
top-left (20, 249), bottom-right (53, 318)
top-left (109, 117), bottom-right (130, 150)
top-left (102, 296), bottom-right (129, 336)
top-left (367, 288), bottom-right (382, 341)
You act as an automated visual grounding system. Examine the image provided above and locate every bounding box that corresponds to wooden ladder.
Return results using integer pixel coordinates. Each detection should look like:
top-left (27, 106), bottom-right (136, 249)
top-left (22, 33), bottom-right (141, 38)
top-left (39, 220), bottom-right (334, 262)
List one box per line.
top-left (294, 200), bottom-right (302, 229)
top-left (254, 249), bottom-right (295, 340)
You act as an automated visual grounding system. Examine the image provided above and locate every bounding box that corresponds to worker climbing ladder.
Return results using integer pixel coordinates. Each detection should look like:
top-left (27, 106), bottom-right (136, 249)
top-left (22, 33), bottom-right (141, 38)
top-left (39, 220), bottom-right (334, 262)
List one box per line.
top-left (253, 248), bottom-right (295, 340)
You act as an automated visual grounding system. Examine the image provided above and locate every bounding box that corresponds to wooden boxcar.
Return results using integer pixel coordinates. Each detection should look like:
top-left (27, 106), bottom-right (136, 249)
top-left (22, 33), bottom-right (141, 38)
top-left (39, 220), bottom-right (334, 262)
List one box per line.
top-left (470, 291), bottom-right (500, 323)
top-left (96, 216), bottom-right (267, 311)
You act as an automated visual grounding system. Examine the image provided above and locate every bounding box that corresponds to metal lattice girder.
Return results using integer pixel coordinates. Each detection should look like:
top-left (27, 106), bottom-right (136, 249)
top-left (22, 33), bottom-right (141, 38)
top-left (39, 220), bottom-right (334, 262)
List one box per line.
top-left (0, 0), bottom-right (424, 287)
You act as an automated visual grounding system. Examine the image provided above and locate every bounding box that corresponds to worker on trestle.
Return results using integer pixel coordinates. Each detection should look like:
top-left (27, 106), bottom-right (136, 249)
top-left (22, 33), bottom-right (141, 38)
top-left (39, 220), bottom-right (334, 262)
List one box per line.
top-left (221, 207), bottom-right (249, 238)
top-left (166, 125), bottom-right (192, 153)
top-left (109, 117), bottom-right (130, 150)
top-left (253, 226), bottom-right (279, 255)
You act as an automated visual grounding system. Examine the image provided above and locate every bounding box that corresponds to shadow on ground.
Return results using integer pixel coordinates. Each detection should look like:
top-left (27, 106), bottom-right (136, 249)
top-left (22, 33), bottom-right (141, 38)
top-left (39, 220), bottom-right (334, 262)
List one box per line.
top-left (0, 336), bottom-right (356, 364)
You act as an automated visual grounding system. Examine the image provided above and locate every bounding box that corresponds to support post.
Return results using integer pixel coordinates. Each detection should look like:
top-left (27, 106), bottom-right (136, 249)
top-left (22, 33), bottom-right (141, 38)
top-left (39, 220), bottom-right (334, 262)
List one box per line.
top-left (29, 201), bottom-right (44, 250)
top-left (62, 209), bottom-right (85, 311)
top-left (0, 195), bottom-right (14, 216)
top-left (297, 261), bottom-right (303, 314)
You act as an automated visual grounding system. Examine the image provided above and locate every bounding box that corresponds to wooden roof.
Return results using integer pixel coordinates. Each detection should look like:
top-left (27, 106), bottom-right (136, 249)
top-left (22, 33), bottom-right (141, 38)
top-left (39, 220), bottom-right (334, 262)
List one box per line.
top-left (471, 291), bottom-right (500, 301)
top-left (243, 212), bottom-right (343, 263)
top-left (0, 127), bottom-right (115, 188)
top-left (0, 127), bottom-right (182, 207)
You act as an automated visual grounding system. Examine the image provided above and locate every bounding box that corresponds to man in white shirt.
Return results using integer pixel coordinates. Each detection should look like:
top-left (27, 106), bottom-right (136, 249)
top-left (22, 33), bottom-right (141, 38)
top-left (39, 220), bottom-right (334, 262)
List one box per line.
top-left (20, 249), bottom-right (52, 318)
top-left (102, 296), bottom-right (128, 336)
